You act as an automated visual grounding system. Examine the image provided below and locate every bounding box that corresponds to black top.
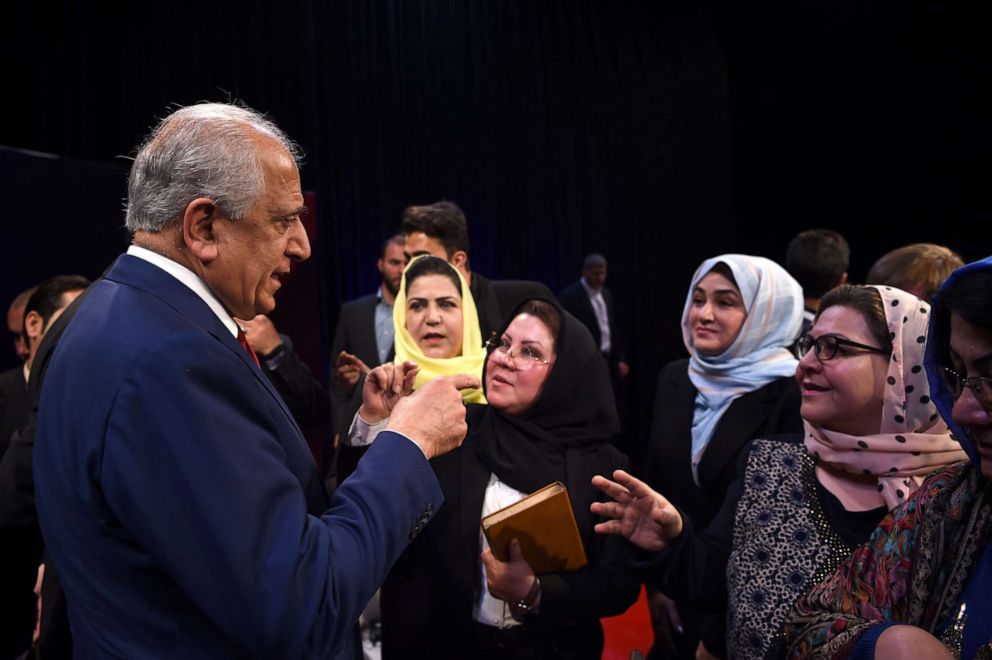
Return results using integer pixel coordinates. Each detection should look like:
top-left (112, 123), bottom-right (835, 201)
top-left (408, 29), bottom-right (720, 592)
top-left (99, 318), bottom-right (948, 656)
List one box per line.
top-left (642, 434), bottom-right (887, 617)
top-left (645, 358), bottom-right (803, 536)
top-left (0, 366), bottom-right (29, 458)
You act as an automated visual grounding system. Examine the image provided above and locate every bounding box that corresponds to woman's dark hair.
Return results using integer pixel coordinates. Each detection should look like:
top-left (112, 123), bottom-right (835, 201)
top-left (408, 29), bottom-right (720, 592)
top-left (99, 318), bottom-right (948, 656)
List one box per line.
top-left (516, 300), bottom-right (562, 353)
top-left (816, 285), bottom-right (893, 353)
top-left (935, 269), bottom-right (992, 327)
top-left (404, 255), bottom-right (462, 296)
top-left (931, 268), bottom-right (992, 364)
top-left (706, 261), bottom-right (739, 289)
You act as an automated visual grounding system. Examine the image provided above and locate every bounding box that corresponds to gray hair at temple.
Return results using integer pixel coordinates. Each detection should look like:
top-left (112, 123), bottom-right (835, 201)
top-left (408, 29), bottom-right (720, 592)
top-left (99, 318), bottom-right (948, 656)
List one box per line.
top-left (125, 103), bottom-right (302, 233)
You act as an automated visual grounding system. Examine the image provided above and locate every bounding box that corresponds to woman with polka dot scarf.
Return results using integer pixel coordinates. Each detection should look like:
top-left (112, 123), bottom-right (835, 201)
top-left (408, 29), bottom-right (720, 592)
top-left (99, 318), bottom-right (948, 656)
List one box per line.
top-left (592, 284), bottom-right (966, 659)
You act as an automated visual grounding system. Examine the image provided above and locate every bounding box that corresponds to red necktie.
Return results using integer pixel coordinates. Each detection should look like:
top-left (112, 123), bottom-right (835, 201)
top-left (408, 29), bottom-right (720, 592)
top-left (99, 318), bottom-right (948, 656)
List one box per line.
top-left (237, 329), bottom-right (260, 367)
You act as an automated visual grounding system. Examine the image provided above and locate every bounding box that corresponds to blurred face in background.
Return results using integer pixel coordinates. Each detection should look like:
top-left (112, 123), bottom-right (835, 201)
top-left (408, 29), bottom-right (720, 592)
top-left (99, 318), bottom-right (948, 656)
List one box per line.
top-left (378, 241), bottom-right (407, 297)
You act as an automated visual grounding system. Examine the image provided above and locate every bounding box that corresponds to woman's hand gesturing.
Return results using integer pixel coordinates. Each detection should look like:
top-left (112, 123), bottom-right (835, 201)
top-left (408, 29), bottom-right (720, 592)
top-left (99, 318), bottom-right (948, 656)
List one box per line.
top-left (590, 470), bottom-right (683, 552)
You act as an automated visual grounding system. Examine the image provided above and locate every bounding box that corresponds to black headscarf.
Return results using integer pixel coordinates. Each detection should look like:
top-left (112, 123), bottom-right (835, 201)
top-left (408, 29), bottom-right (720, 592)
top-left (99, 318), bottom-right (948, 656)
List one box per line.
top-left (472, 297), bottom-right (620, 495)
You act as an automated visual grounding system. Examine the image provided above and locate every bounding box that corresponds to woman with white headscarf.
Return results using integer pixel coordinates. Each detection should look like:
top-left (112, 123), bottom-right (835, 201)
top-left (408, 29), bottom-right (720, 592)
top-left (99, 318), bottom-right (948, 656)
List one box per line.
top-left (641, 254), bottom-right (805, 659)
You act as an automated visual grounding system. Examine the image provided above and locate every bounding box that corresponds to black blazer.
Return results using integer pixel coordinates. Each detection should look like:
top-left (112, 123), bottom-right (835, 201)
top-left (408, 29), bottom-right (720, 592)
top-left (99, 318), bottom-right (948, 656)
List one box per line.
top-left (643, 359), bottom-right (801, 656)
top-left (330, 293), bottom-right (386, 374)
top-left (0, 286), bottom-right (90, 659)
top-left (645, 358), bottom-right (803, 536)
top-left (329, 293), bottom-right (395, 481)
top-left (558, 281), bottom-right (623, 362)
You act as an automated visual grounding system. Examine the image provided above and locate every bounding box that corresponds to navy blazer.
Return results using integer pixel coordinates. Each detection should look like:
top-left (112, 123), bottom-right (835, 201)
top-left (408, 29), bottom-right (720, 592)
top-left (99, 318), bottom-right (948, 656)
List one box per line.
top-left (34, 255), bottom-right (443, 659)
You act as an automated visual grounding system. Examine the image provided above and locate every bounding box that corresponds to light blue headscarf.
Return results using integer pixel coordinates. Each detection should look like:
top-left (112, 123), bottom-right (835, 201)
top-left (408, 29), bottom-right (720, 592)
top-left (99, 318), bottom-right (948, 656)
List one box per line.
top-left (681, 254), bottom-right (804, 483)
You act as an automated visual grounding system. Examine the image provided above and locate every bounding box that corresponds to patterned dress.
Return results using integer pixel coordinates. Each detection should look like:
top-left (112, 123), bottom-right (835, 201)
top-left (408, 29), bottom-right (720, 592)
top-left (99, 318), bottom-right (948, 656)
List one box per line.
top-left (784, 462), bottom-right (992, 658)
top-left (727, 439), bottom-right (882, 659)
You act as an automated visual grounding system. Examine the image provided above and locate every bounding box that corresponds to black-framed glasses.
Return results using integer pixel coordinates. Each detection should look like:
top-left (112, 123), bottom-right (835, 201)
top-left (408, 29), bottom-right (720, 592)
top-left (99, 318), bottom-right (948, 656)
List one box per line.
top-left (940, 366), bottom-right (992, 402)
top-left (485, 335), bottom-right (553, 371)
top-left (798, 334), bottom-right (889, 362)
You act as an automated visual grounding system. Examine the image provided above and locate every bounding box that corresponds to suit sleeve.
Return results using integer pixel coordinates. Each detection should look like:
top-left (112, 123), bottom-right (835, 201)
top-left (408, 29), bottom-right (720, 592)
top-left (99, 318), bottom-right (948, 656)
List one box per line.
top-left (99, 333), bottom-right (443, 658)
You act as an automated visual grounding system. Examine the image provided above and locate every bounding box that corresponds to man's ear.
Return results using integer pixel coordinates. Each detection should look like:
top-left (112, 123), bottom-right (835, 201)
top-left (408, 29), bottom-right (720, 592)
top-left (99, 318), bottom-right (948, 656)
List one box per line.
top-left (449, 250), bottom-right (469, 271)
top-left (182, 198), bottom-right (221, 263)
top-left (377, 258), bottom-right (385, 275)
top-left (838, 272), bottom-right (849, 287)
top-left (24, 310), bottom-right (44, 342)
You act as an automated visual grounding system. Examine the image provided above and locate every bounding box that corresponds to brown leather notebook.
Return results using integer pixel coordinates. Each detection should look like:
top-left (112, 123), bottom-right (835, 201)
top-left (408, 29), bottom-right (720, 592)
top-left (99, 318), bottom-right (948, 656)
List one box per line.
top-left (481, 481), bottom-right (588, 573)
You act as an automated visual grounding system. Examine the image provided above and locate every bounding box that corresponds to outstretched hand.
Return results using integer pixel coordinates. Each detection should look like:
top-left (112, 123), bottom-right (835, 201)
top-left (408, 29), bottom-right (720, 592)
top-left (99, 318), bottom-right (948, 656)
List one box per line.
top-left (335, 350), bottom-right (372, 396)
top-left (359, 361), bottom-right (419, 423)
top-left (590, 469), bottom-right (683, 552)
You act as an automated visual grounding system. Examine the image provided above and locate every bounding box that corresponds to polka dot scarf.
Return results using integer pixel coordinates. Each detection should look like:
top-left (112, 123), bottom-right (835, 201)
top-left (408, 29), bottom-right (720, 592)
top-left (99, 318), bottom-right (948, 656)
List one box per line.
top-left (803, 285), bottom-right (967, 509)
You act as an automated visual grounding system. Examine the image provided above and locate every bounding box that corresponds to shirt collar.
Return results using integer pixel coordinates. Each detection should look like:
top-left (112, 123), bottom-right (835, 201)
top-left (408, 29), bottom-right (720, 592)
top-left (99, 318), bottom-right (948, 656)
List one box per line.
top-left (580, 277), bottom-right (602, 296)
top-left (127, 245), bottom-right (240, 338)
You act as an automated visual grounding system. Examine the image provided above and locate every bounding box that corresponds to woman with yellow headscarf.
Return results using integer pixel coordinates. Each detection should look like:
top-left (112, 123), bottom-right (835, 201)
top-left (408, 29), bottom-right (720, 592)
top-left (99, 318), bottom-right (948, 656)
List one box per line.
top-left (391, 254), bottom-right (486, 402)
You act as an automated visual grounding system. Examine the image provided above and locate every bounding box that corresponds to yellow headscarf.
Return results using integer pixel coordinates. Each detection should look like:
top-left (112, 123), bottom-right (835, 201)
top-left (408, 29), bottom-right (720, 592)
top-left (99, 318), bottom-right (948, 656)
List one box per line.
top-left (393, 256), bottom-right (487, 403)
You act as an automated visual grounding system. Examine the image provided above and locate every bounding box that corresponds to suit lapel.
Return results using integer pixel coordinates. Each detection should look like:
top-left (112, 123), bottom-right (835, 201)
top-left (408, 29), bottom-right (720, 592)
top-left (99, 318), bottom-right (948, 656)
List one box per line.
top-left (577, 289), bottom-right (601, 347)
top-left (106, 256), bottom-right (304, 439)
top-left (355, 295), bottom-right (381, 366)
top-left (470, 275), bottom-right (503, 341)
top-left (667, 369), bottom-right (697, 464)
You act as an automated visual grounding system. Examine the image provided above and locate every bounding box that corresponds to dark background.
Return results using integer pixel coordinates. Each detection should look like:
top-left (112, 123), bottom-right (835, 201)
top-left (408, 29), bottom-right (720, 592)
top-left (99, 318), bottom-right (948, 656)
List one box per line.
top-left (1, 0), bottom-right (986, 453)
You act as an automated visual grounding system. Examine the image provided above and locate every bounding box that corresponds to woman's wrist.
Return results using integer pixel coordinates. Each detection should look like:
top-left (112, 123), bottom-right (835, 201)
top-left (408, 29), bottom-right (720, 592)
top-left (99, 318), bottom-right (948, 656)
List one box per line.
top-left (509, 576), bottom-right (541, 620)
top-left (358, 404), bottom-right (387, 425)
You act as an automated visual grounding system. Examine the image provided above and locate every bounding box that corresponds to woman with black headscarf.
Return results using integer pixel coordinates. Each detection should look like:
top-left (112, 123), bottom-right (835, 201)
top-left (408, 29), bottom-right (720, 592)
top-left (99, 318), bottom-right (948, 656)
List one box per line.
top-left (354, 298), bottom-right (640, 658)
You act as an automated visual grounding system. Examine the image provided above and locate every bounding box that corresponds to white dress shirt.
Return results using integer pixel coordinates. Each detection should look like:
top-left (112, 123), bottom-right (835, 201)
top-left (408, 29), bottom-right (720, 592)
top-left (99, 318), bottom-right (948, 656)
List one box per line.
top-left (127, 245), bottom-right (239, 338)
top-left (580, 277), bottom-right (611, 354)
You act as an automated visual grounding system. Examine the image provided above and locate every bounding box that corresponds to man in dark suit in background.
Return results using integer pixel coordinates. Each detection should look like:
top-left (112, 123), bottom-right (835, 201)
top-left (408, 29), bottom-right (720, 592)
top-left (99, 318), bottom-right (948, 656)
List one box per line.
top-left (6, 287), bottom-right (35, 364)
top-left (32, 102), bottom-right (477, 659)
top-left (1, 276), bottom-right (88, 458)
top-left (401, 200), bottom-right (553, 341)
top-left (330, 234), bottom-right (407, 482)
top-left (0, 275), bottom-right (89, 659)
top-left (559, 253), bottom-right (630, 380)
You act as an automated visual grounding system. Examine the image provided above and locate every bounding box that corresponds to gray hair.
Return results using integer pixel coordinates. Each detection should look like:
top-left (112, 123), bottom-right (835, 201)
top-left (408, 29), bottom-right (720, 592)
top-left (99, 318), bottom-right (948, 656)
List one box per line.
top-left (125, 103), bottom-right (302, 233)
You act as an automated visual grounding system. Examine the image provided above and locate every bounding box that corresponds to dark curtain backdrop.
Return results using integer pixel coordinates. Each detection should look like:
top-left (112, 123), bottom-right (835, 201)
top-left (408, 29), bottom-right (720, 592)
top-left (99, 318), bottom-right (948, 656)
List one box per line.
top-left (2, 0), bottom-right (986, 454)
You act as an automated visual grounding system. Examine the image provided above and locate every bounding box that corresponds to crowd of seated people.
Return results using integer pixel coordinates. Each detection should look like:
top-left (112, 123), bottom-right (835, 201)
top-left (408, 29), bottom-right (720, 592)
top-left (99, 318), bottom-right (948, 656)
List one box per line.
top-left (1, 176), bottom-right (985, 660)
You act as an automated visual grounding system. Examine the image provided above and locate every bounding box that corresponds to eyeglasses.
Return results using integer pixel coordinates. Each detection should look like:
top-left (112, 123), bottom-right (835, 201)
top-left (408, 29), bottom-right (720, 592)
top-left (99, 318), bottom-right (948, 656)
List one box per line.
top-left (940, 366), bottom-right (992, 403)
top-left (798, 334), bottom-right (889, 362)
top-left (485, 336), bottom-right (553, 371)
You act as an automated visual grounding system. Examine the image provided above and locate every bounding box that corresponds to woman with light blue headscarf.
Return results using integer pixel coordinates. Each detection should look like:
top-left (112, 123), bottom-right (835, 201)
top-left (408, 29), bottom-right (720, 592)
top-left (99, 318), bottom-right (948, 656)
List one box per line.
top-left (640, 254), bottom-right (806, 659)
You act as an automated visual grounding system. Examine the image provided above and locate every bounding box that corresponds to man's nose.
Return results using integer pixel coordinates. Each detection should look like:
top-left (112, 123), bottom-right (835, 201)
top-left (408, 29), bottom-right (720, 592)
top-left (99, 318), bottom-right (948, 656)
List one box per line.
top-left (287, 221), bottom-right (311, 262)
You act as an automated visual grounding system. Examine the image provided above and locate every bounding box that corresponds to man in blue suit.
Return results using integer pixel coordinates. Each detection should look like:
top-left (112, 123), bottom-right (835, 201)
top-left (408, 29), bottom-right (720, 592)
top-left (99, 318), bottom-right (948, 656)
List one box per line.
top-left (33, 103), bottom-right (478, 659)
